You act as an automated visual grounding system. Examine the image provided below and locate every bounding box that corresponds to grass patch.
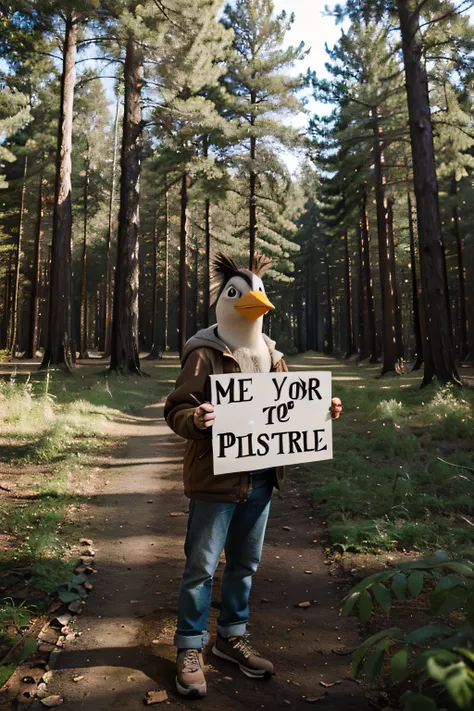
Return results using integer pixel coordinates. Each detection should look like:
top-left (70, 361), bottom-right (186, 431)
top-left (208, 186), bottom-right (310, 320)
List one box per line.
top-left (0, 360), bottom-right (181, 670)
top-left (289, 355), bottom-right (474, 553)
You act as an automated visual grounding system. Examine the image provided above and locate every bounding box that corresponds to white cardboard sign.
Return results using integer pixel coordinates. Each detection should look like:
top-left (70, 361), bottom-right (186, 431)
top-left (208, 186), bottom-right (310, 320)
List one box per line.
top-left (209, 371), bottom-right (333, 475)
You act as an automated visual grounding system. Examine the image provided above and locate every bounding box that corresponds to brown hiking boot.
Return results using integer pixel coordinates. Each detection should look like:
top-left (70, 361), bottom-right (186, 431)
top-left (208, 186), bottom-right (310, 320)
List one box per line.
top-left (212, 634), bottom-right (275, 679)
top-left (176, 649), bottom-right (207, 697)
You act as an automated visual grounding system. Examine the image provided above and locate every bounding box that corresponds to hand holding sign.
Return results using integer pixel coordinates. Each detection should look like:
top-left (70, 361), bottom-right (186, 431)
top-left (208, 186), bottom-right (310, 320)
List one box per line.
top-left (210, 371), bottom-right (334, 475)
top-left (331, 397), bottom-right (343, 419)
top-left (193, 402), bottom-right (215, 430)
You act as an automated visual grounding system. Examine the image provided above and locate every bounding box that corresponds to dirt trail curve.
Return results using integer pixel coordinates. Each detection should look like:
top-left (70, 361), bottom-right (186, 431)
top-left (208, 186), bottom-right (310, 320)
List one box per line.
top-left (46, 394), bottom-right (371, 710)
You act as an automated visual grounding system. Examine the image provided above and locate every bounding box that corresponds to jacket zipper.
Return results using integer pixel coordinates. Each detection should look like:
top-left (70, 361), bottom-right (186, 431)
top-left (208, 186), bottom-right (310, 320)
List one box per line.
top-left (198, 445), bottom-right (211, 460)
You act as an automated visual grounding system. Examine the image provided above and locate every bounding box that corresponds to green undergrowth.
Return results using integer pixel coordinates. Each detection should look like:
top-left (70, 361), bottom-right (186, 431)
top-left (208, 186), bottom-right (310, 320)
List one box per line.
top-left (288, 355), bottom-right (474, 553)
top-left (0, 360), bottom-right (180, 678)
top-left (0, 361), bottom-right (180, 605)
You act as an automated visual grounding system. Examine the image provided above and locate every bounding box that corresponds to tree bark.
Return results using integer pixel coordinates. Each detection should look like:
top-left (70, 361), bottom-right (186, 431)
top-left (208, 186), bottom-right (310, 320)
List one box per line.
top-left (396, 0), bottom-right (460, 386)
top-left (40, 14), bottom-right (77, 371)
top-left (147, 208), bottom-right (161, 359)
top-left (407, 192), bottom-right (423, 370)
top-left (202, 135), bottom-right (212, 328)
top-left (249, 89), bottom-right (257, 268)
top-left (179, 171), bottom-right (189, 355)
top-left (1, 253), bottom-right (13, 351)
top-left (387, 197), bottom-right (404, 360)
top-left (109, 35), bottom-right (143, 375)
top-left (360, 188), bottom-right (378, 362)
top-left (323, 247), bottom-right (333, 355)
top-left (26, 165), bottom-right (45, 359)
top-left (450, 174), bottom-right (468, 361)
top-left (103, 95), bottom-right (120, 356)
top-left (373, 115), bottom-right (398, 374)
top-left (343, 228), bottom-right (356, 358)
top-left (79, 147), bottom-right (90, 359)
top-left (203, 197), bottom-right (212, 328)
top-left (10, 155), bottom-right (28, 359)
top-left (164, 186), bottom-right (169, 352)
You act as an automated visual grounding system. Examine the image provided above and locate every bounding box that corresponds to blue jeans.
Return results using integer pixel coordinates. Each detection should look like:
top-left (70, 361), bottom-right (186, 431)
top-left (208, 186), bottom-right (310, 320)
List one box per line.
top-left (174, 471), bottom-right (275, 650)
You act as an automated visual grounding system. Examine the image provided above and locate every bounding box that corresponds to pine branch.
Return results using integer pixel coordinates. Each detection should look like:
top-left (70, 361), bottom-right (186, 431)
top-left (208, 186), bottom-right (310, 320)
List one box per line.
top-left (417, 0), bottom-right (474, 31)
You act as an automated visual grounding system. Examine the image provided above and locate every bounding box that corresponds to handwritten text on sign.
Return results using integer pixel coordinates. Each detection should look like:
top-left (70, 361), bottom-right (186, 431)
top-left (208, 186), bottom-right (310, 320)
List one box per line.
top-left (209, 371), bottom-right (333, 475)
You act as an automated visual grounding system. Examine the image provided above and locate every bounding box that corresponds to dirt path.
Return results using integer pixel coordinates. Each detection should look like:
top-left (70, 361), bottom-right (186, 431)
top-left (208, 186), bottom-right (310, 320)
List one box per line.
top-left (46, 401), bottom-right (371, 710)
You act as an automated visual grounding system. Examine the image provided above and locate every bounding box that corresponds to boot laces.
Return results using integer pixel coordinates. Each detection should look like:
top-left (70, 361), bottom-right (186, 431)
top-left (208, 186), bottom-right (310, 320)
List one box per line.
top-left (182, 649), bottom-right (201, 672)
top-left (233, 635), bottom-right (259, 660)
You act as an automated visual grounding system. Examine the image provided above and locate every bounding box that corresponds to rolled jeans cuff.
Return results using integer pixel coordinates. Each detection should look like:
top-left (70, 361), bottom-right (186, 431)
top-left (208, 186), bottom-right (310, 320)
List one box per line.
top-left (217, 622), bottom-right (247, 639)
top-left (174, 630), bottom-right (209, 650)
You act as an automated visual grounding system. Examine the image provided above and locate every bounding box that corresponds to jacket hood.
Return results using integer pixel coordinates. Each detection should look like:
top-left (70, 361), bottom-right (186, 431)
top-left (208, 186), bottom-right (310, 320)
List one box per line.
top-left (181, 324), bottom-right (284, 368)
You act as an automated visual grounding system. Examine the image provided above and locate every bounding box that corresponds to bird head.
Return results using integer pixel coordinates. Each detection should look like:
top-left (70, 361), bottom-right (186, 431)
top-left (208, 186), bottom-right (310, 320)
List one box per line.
top-left (212, 253), bottom-right (275, 328)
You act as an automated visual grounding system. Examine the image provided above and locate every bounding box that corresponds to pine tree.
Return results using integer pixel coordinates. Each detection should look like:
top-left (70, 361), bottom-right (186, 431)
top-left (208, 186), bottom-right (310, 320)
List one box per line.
top-left (222, 0), bottom-right (306, 267)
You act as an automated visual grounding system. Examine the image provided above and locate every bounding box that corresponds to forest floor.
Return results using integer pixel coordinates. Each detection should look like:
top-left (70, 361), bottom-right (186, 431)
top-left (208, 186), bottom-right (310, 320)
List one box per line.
top-left (0, 353), bottom-right (473, 710)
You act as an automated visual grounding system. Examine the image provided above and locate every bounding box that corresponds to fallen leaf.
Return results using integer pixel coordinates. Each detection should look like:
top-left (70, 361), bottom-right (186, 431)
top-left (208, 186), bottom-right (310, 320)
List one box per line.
top-left (145, 690), bottom-right (168, 704)
top-left (282, 526), bottom-right (291, 531)
top-left (152, 639), bottom-right (160, 645)
top-left (73, 676), bottom-right (84, 683)
top-left (304, 571), bottom-right (313, 575)
top-left (41, 696), bottom-right (63, 707)
top-left (223, 676), bottom-right (232, 681)
top-left (306, 695), bottom-right (327, 703)
top-left (297, 601), bottom-right (311, 608)
top-left (319, 681), bottom-right (334, 688)
top-left (260, 598), bottom-right (269, 604)
top-left (80, 538), bottom-right (92, 546)
top-left (83, 582), bottom-right (93, 591)
top-left (169, 512), bottom-right (186, 517)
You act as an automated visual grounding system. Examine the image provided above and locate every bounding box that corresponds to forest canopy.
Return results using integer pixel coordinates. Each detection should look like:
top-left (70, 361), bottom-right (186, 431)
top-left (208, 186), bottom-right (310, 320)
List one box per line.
top-left (0, 0), bottom-right (473, 385)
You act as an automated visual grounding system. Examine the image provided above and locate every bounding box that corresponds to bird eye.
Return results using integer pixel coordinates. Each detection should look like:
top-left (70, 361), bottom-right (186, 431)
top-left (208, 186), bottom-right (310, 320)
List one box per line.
top-left (227, 286), bottom-right (239, 298)
top-left (258, 286), bottom-right (263, 292)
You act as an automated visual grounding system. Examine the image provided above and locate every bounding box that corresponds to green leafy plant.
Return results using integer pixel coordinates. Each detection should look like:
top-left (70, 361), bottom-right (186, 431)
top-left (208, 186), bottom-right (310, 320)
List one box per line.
top-left (342, 551), bottom-right (474, 709)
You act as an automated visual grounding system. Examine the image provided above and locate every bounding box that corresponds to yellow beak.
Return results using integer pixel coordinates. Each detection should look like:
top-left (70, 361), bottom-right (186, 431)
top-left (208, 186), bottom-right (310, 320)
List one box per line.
top-left (234, 290), bottom-right (275, 321)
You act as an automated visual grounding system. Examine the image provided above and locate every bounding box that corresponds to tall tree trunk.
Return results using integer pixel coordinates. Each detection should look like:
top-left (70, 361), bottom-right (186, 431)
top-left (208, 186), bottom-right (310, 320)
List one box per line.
top-left (360, 188), bottom-right (378, 362)
top-left (249, 90), bottom-right (257, 268)
top-left (357, 218), bottom-right (367, 359)
top-left (204, 198), bottom-right (212, 328)
top-left (323, 248), bottom-right (333, 355)
top-left (387, 197), bottom-right (404, 360)
top-left (202, 135), bottom-right (212, 328)
top-left (10, 155), bottom-right (28, 358)
top-left (40, 14), bottom-right (77, 371)
top-left (147, 208), bottom-right (161, 359)
top-left (103, 96), bottom-right (120, 356)
top-left (396, 0), bottom-right (460, 386)
top-left (451, 174), bottom-right (468, 361)
top-left (79, 148), bottom-right (90, 359)
top-left (26, 165), bottom-right (45, 359)
top-left (179, 171), bottom-right (189, 355)
top-left (192, 228), bottom-right (199, 333)
top-left (1, 253), bottom-right (13, 350)
top-left (373, 115), bottom-right (398, 375)
top-left (164, 186), bottom-right (169, 352)
top-left (343, 228), bottom-right (356, 358)
top-left (110, 35), bottom-right (143, 375)
top-left (408, 192), bottom-right (423, 370)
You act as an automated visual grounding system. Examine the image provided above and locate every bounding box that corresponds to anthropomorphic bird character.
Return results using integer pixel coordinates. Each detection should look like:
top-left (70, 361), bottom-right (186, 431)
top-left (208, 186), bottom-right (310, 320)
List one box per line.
top-left (164, 252), bottom-right (342, 699)
top-left (213, 252), bottom-right (275, 373)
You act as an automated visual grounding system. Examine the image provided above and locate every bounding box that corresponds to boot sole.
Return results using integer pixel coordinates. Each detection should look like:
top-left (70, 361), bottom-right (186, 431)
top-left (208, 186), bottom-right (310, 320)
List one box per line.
top-left (212, 645), bottom-right (274, 679)
top-left (175, 677), bottom-right (207, 697)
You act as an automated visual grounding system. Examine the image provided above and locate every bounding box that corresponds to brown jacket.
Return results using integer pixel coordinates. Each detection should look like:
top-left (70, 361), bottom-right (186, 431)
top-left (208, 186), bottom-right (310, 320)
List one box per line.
top-left (164, 325), bottom-right (288, 502)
